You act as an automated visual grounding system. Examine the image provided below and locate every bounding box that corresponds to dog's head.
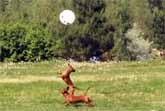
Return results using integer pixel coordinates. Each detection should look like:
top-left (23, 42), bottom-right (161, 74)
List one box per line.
top-left (68, 63), bottom-right (75, 72)
top-left (61, 87), bottom-right (69, 96)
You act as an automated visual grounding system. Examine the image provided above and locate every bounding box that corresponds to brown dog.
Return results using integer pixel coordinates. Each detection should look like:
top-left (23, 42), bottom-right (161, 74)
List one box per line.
top-left (59, 64), bottom-right (76, 95)
top-left (61, 87), bottom-right (93, 107)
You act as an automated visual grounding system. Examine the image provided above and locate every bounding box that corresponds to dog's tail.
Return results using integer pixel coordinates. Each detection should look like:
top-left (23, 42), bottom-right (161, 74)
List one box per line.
top-left (84, 85), bottom-right (94, 95)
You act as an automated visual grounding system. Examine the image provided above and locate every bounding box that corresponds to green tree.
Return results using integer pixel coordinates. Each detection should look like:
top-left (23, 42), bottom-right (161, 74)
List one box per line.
top-left (0, 0), bottom-right (8, 12)
top-left (148, 0), bottom-right (165, 49)
top-left (54, 0), bottom-right (115, 61)
top-left (111, 0), bottom-right (133, 60)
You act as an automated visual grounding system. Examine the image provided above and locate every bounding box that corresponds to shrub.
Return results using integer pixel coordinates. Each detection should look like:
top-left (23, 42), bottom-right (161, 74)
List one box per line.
top-left (25, 25), bottom-right (54, 61)
top-left (0, 23), bottom-right (27, 62)
top-left (0, 23), bottom-right (53, 62)
top-left (126, 24), bottom-right (152, 60)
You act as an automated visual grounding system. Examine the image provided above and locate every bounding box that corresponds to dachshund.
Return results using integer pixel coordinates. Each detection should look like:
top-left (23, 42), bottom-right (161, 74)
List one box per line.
top-left (59, 64), bottom-right (76, 95)
top-left (61, 87), bottom-right (93, 107)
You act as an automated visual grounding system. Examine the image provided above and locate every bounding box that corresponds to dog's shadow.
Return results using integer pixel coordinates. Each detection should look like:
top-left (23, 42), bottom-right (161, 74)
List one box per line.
top-left (72, 103), bottom-right (84, 107)
top-left (67, 103), bottom-right (94, 108)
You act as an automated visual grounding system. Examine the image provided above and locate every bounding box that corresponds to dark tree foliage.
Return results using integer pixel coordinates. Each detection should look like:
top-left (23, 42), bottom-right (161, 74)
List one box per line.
top-left (148, 0), bottom-right (165, 49)
top-left (56, 0), bottom-right (115, 61)
top-left (112, 1), bottom-right (133, 61)
top-left (148, 0), bottom-right (163, 12)
top-left (0, 0), bottom-right (8, 12)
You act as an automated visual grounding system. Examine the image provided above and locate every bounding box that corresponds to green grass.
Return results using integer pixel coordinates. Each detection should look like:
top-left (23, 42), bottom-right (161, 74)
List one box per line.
top-left (0, 60), bottom-right (165, 111)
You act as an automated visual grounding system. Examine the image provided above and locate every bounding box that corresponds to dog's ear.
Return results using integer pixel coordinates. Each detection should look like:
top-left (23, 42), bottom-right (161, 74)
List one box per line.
top-left (68, 63), bottom-right (76, 72)
top-left (66, 86), bottom-right (69, 90)
top-left (68, 63), bottom-right (71, 66)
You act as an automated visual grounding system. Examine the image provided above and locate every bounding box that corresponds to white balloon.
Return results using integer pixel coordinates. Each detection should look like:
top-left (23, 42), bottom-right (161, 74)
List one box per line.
top-left (59, 10), bottom-right (76, 25)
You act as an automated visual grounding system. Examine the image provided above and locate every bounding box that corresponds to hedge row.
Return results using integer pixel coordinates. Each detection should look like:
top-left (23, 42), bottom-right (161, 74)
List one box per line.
top-left (0, 23), bottom-right (54, 62)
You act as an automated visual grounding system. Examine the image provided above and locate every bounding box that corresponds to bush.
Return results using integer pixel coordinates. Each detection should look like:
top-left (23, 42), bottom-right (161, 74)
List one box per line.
top-left (0, 23), bottom-right (27, 62)
top-left (25, 25), bottom-right (54, 61)
top-left (0, 23), bottom-right (53, 62)
top-left (126, 24), bottom-right (152, 60)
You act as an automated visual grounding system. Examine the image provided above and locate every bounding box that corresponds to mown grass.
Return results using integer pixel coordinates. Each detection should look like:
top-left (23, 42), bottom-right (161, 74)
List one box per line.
top-left (0, 60), bottom-right (165, 111)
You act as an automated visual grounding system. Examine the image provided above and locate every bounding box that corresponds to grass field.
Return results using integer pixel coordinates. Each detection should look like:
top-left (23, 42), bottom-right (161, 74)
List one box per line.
top-left (0, 60), bottom-right (165, 111)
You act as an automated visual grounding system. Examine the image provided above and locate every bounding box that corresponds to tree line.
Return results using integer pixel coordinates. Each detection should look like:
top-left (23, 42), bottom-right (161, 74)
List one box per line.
top-left (0, 0), bottom-right (164, 62)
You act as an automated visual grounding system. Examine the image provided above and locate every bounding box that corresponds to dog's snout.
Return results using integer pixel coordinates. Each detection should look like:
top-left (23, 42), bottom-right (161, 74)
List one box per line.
top-left (72, 69), bottom-right (75, 72)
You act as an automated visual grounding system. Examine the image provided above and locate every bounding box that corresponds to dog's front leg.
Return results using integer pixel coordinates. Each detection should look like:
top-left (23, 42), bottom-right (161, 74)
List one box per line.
top-left (63, 101), bottom-right (70, 106)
